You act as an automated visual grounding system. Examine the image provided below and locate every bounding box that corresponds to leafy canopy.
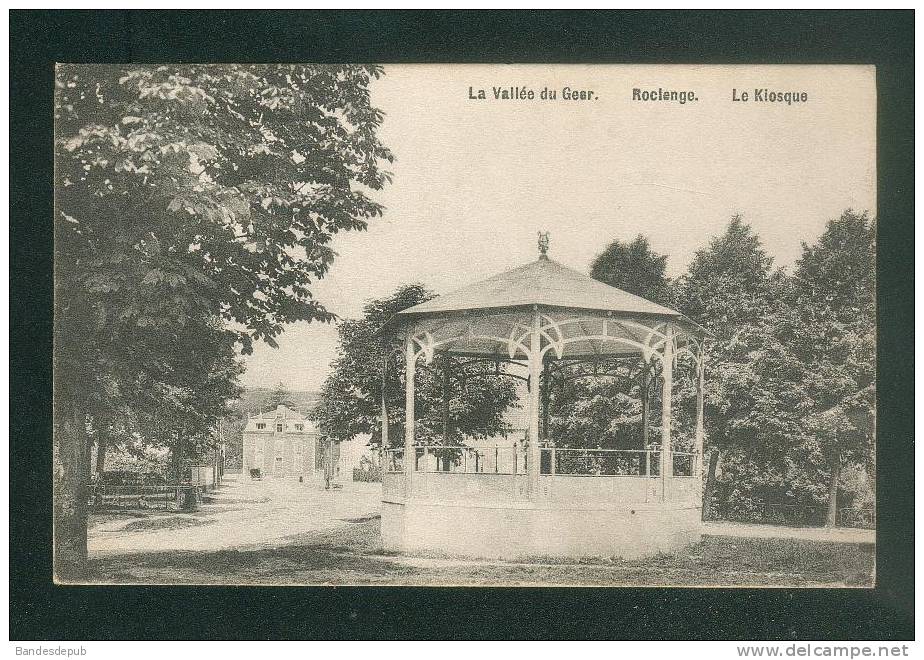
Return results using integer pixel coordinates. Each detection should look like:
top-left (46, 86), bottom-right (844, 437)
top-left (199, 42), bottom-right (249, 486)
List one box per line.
top-left (784, 210), bottom-right (876, 466)
top-left (589, 234), bottom-right (671, 305)
top-left (674, 211), bottom-right (876, 508)
top-left (54, 63), bottom-right (393, 449)
top-left (55, 64), bottom-right (394, 354)
top-left (673, 214), bottom-right (779, 454)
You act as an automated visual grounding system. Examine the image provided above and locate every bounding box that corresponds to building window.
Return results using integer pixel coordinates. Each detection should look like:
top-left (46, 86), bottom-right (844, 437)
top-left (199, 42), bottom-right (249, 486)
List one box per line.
top-left (276, 423), bottom-right (284, 432)
top-left (294, 423), bottom-right (304, 432)
top-left (256, 423), bottom-right (266, 430)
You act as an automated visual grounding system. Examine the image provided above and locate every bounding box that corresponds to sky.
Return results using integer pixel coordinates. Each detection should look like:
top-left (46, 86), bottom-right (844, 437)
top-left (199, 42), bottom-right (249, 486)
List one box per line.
top-left (240, 64), bottom-right (876, 393)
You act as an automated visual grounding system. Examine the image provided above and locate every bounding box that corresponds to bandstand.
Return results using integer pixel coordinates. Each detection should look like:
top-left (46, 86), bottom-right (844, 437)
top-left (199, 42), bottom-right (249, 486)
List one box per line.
top-left (380, 237), bottom-right (708, 559)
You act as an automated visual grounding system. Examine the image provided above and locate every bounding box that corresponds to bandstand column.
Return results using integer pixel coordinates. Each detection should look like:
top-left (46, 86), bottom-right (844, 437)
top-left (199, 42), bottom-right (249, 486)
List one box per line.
top-left (527, 309), bottom-right (542, 498)
top-left (641, 360), bottom-right (651, 449)
top-left (404, 332), bottom-right (416, 489)
top-left (541, 360), bottom-right (550, 441)
top-left (381, 356), bottom-right (390, 449)
top-left (660, 325), bottom-right (674, 502)
top-left (541, 360), bottom-right (553, 475)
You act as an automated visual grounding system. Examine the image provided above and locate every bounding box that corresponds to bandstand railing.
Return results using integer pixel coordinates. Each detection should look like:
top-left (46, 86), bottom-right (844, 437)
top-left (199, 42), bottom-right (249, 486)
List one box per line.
top-left (670, 451), bottom-right (696, 477)
top-left (383, 446), bottom-right (697, 478)
top-left (384, 445), bottom-right (528, 475)
top-left (416, 444), bottom-right (527, 474)
top-left (540, 448), bottom-right (696, 477)
top-left (384, 448), bottom-right (404, 473)
top-left (540, 447), bottom-right (660, 477)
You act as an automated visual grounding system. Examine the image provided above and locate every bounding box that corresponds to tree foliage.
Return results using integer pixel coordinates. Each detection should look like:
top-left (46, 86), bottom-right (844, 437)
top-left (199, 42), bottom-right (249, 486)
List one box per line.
top-left (267, 382), bottom-right (296, 409)
top-left (672, 211), bottom-right (876, 512)
top-left (53, 64), bottom-right (393, 576)
top-left (55, 64), bottom-right (393, 355)
top-left (730, 212), bottom-right (876, 509)
top-left (673, 215), bottom-right (779, 454)
top-left (547, 359), bottom-right (653, 449)
top-left (589, 234), bottom-right (672, 305)
top-left (775, 211), bottom-right (876, 496)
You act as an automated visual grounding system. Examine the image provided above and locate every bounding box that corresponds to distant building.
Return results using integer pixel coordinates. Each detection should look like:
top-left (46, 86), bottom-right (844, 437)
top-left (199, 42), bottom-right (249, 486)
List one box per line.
top-left (242, 405), bottom-right (339, 484)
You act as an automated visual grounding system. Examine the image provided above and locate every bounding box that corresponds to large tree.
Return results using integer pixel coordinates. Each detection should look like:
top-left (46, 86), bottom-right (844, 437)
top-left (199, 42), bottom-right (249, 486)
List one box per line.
top-left (673, 211), bottom-right (875, 524)
top-left (313, 284), bottom-right (519, 449)
top-left (54, 64), bottom-right (393, 577)
top-left (672, 215), bottom-right (780, 516)
top-left (782, 210), bottom-right (876, 525)
top-left (697, 281), bottom-right (825, 518)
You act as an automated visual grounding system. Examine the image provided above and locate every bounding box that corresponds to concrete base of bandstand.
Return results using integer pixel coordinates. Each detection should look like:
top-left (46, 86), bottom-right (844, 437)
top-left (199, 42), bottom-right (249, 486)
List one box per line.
top-left (381, 498), bottom-right (702, 560)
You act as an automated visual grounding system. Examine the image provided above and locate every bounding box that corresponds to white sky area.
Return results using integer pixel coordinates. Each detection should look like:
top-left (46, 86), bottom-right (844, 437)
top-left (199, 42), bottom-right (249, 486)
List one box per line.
top-left (241, 64), bottom-right (876, 392)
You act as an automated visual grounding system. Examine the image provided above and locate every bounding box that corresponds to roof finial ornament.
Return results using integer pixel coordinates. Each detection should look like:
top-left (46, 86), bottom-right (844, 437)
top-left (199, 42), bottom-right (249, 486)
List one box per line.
top-left (537, 231), bottom-right (550, 260)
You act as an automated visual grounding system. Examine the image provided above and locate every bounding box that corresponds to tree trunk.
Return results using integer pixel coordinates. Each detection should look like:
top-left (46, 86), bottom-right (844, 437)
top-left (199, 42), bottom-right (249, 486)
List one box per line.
top-left (826, 449), bottom-right (841, 528)
top-left (173, 433), bottom-right (184, 505)
top-left (95, 433), bottom-right (108, 476)
top-left (701, 449), bottom-right (720, 520)
top-left (53, 396), bottom-right (90, 581)
top-left (86, 438), bottom-right (95, 482)
top-left (324, 439), bottom-right (333, 489)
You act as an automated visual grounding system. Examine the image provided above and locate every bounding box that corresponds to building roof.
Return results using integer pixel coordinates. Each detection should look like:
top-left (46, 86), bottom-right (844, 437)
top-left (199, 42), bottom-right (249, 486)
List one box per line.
top-left (395, 255), bottom-right (683, 320)
top-left (250, 404), bottom-right (310, 422)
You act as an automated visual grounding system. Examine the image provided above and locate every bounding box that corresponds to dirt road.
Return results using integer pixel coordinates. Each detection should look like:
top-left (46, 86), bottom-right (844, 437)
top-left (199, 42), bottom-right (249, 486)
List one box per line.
top-left (88, 474), bottom-right (382, 557)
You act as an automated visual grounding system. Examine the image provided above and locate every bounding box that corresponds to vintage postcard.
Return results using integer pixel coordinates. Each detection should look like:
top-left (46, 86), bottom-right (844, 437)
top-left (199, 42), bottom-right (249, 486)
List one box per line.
top-left (53, 63), bottom-right (876, 587)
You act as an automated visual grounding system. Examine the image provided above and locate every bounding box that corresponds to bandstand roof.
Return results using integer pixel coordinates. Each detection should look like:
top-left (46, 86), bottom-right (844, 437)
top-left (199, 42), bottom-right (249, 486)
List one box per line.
top-left (396, 254), bottom-right (683, 320)
top-left (385, 247), bottom-right (707, 361)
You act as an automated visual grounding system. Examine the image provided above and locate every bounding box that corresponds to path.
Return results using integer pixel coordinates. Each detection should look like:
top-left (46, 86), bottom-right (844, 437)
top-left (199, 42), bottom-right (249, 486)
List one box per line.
top-left (88, 474), bottom-right (382, 557)
top-left (703, 520), bottom-right (875, 544)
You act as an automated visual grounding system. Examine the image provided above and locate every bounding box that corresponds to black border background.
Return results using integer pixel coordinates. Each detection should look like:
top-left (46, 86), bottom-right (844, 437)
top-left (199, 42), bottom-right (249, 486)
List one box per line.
top-left (10, 10), bottom-right (914, 640)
